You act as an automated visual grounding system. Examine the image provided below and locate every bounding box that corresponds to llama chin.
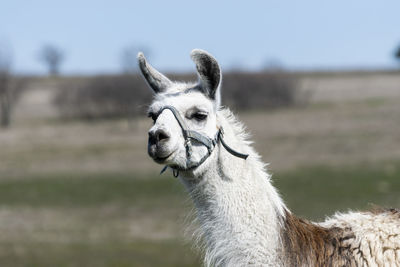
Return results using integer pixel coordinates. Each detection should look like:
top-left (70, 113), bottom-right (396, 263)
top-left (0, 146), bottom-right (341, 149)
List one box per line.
top-left (139, 49), bottom-right (400, 267)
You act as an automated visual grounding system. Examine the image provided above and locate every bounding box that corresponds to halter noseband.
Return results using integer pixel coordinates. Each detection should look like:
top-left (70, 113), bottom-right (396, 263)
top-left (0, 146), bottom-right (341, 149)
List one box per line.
top-left (156, 105), bottom-right (248, 177)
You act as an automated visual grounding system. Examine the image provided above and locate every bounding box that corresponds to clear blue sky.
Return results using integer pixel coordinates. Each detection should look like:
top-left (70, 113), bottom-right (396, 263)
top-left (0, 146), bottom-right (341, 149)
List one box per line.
top-left (1, 0), bottom-right (399, 74)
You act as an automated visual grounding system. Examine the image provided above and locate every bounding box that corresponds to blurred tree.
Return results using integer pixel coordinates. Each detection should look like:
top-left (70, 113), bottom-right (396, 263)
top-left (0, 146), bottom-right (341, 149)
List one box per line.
top-left (0, 43), bottom-right (25, 128)
top-left (0, 43), bottom-right (12, 127)
top-left (120, 45), bottom-right (151, 73)
top-left (262, 58), bottom-right (285, 72)
top-left (38, 44), bottom-right (64, 75)
top-left (395, 45), bottom-right (400, 64)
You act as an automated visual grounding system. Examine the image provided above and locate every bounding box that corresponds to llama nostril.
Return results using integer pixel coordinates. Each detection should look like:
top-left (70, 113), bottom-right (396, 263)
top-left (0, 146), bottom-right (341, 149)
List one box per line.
top-left (156, 129), bottom-right (170, 142)
top-left (148, 130), bottom-right (170, 145)
top-left (148, 131), bottom-right (157, 145)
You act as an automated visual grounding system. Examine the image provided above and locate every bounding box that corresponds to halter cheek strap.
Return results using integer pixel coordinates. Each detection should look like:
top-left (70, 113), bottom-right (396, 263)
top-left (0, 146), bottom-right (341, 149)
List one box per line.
top-left (156, 105), bottom-right (248, 177)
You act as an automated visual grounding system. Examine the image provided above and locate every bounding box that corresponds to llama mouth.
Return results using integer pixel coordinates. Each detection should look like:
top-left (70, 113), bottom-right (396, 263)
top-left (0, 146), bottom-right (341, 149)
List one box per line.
top-left (154, 152), bottom-right (173, 163)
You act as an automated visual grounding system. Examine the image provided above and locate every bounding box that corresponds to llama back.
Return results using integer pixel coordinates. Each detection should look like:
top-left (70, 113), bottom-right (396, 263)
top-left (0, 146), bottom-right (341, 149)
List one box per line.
top-left (319, 208), bottom-right (400, 266)
top-left (281, 208), bottom-right (400, 266)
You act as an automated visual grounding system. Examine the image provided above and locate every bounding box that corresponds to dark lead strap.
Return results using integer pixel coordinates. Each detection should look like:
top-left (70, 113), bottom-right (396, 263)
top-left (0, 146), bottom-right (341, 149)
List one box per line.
top-left (156, 105), bottom-right (249, 176)
top-left (218, 130), bottom-right (249, 160)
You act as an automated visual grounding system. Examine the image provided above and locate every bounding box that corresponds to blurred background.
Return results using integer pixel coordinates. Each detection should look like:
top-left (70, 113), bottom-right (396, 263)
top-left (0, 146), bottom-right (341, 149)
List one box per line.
top-left (1, 0), bottom-right (400, 266)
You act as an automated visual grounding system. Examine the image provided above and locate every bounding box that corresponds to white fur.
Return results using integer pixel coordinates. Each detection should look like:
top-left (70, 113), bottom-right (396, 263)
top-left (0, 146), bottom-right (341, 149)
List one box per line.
top-left (180, 109), bottom-right (287, 266)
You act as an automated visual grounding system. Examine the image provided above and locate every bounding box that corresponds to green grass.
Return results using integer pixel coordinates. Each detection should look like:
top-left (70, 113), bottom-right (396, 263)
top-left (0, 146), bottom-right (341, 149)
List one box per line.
top-left (0, 163), bottom-right (399, 266)
top-left (0, 240), bottom-right (200, 267)
top-left (274, 162), bottom-right (400, 220)
top-left (0, 172), bottom-right (186, 208)
top-left (1, 164), bottom-right (398, 213)
top-left (0, 172), bottom-right (199, 266)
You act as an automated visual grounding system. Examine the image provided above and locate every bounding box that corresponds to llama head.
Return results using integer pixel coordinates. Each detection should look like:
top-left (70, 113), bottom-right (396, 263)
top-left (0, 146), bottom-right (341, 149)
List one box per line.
top-left (138, 49), bottom-right (222, 172)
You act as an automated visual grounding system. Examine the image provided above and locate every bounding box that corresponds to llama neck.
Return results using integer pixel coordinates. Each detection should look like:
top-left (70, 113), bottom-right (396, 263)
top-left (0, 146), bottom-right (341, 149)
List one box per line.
top-left (180, 110), bottom-right (287, 266)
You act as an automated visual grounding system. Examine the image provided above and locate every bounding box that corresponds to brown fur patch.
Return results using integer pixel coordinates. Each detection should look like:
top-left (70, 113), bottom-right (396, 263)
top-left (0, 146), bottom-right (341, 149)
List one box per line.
top-left (281, 210), bottom-right (357, 267)
top-left (369, 206), bottom-right (400, 217)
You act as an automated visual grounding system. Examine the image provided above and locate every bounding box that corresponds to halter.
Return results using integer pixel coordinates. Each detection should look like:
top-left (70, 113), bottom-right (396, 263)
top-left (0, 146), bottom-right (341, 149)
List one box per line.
top-left (156, 105), bottom-right (249, 177)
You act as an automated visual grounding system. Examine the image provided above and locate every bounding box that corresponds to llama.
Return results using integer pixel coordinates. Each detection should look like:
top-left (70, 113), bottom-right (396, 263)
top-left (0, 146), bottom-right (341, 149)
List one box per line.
top-left (138, 49), bottom-right (400, 266)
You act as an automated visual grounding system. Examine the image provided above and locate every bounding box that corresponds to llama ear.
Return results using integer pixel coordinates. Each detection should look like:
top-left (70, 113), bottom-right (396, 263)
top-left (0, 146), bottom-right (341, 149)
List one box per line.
top-left (137, 52), bottom-right (172, 93)
top-left (190, 49), bottom-right (221, 103)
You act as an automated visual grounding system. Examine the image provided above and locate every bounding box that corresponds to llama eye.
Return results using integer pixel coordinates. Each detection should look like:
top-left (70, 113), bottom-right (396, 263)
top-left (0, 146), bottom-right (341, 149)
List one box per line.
top-left (192, 112), bottom-right (207, 121)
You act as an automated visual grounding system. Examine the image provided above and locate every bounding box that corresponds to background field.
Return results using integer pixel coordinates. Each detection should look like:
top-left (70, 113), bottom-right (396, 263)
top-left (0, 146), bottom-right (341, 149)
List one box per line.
top-left (0, 71), bottom-right (400, 266)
